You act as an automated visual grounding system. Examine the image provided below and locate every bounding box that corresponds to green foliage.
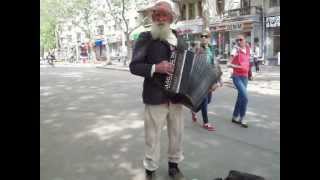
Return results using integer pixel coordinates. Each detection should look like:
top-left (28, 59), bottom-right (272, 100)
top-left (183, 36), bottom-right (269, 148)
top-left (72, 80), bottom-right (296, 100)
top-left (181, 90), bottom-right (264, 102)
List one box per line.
top-left (40, 18), bottom-right (56, 50)
top-left (40, 0), bottom-right (148, 50)
top-left (40, 0), bottom-right (90, 50)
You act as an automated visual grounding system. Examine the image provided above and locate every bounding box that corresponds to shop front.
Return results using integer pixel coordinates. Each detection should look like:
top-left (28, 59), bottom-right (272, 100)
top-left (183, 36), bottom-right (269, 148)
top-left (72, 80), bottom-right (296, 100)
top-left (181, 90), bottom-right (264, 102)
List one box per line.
top-left (210, 20), bottom-right (263, 61)
top-left (106, 32), bottom-right (122, 58)
top-left (94, 39), bottom-right (107, 61)
top-left (265, 15), bottom-right (280, 65)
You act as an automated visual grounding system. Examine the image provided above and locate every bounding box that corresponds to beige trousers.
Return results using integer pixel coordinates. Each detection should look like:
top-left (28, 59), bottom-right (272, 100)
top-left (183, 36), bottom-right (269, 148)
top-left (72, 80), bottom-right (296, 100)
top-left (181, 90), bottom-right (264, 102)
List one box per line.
top-left (143, 103), bottom-right (184, 171)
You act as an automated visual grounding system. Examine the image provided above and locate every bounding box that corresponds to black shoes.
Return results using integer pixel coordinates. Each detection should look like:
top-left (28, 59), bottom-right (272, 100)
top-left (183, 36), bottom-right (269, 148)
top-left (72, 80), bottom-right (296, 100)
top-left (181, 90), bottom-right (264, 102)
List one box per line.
top-left (145, 169), bottom-right (155, 180)
top-left (169, 167), bottom-right (185, 180)
top-left (168, 162), bottom-right (185, 180)
top-left (145, 163), bottom-right (186, 180)
top-left (232, 119), bottom-right (248, 128)
top-left (232, 118), bottom-right (240, 124)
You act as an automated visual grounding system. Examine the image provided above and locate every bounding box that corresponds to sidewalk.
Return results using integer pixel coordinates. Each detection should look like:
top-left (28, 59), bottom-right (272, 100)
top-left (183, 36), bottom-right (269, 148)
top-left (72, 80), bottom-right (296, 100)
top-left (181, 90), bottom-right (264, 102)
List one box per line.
top-left (40, 62), bottom-right (99, 68)
top-left (96, 61), bottom-right (280, 74)
top-left (97, 62), bottom-right (280, 96)
top-left (97, 62), bottom-right (280, 82)
top-left (41, 60), bottom-right (280, 94)
top-left (96, 61), bottom-right (130, 71)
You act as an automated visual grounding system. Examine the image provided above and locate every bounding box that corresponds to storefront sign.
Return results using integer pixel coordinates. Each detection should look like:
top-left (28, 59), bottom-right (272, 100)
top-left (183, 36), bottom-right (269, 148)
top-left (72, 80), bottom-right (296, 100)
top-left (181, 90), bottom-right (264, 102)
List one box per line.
top-left (266, 16), bottom-right (280, 28)
top-left (210, 21), bottom-right (253, 32)
top-left (175, 24), bottom-right (202, 35)
top-left (226, 23), bottom-right (242, 31)
top-left (176, 29), bottom-right (194, 35)
top-left (177, 18), bottom-right (204, 26)
top-left (174, 19), bottom-right (203, 35)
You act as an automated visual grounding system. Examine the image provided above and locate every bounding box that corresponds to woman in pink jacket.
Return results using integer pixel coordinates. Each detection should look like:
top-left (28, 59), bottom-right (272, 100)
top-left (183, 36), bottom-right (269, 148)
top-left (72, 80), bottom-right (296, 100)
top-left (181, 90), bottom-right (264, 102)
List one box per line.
top-left (227, 34), bottom-right (250, 128)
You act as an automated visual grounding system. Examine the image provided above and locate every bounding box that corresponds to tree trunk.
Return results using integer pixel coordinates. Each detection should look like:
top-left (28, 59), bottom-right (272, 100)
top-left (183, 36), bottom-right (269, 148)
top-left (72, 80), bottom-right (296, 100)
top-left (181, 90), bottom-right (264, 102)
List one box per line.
top-left (104, 45), bottom-right (112, 65)
top-left (202, 0), bottom-right (210, 32)
top-left (124, 33), bottom-right (132, 66)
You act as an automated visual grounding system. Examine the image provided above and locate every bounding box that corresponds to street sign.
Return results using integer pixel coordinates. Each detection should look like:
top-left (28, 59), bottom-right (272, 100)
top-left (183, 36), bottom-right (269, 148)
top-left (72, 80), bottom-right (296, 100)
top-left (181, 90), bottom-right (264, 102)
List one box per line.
top-left (266, 16), bottom-right (280, 28)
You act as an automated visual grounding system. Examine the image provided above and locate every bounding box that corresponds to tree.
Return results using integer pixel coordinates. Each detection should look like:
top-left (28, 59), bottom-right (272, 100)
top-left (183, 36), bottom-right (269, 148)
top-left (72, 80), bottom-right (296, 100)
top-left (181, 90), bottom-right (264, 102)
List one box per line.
top-left (70, 0), bottom-right (96, 42)
top-left (40, 0), bottom-right (59, 51)
top-left (105, 0), bottom-right (149, 65)
top-left (41, 0), bottom-right (96, 53)
top-left (40, 16), bottom-right (57, 51)
top-left (41, 0), bottom-right (83, 52)
top-left (41, 0), bottom-right (149, 63)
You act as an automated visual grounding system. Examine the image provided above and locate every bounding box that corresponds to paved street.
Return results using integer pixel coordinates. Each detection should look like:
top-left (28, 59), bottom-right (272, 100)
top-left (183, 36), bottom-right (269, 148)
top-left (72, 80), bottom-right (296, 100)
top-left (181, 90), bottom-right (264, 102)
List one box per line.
top-left (40, 66), bottom-right (280, 180)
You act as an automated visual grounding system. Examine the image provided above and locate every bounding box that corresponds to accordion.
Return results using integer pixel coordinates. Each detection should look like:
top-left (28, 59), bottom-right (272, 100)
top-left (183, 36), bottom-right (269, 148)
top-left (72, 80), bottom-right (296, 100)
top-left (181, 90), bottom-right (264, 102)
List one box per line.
top-left (164, 48), bottom-right (222, 112)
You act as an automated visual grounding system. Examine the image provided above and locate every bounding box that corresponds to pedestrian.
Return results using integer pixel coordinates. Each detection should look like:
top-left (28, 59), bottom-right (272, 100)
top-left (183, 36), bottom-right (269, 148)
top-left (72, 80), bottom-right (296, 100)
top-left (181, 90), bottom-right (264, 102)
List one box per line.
top-left (129, 1), bottom-right (186, 179)
top-left (191, 32), bottom-right (222, 131)
top-left (227, 34), bottom-right (250, 128)
top-left (248, 42), bottom-right (254, 80)
top-left (253, 43), bottom-right (260, 72)
top-left (47, 50), bottom-right (55, 66)
top-left (80, 43), bottom-right (88, 63)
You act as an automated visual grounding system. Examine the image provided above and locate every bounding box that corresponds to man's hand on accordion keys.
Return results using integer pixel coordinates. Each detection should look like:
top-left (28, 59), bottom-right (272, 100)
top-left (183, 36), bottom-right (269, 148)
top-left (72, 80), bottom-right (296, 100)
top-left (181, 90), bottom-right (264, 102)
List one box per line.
top-left (155, 60), bottom-right (175, 75)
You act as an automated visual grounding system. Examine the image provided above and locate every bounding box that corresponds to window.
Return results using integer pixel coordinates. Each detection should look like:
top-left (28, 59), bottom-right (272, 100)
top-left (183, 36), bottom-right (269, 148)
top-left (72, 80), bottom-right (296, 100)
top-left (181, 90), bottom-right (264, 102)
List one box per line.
top-left (273, 28), bottom-right (280, 56)
top-left (270, 0), bottom-right (279, 7)
top-left (97, 25), bottom-right (104, 35)
top-left (216, 0), bottom-right (224, 15)
top-left (198, 1), bottom-right (202, 17)
top-left (77, 33), bottom-right (81, 42)
top-left (241, 0), bottom-right (250, 8)
top-left (181, 4), bottom-right (186, 20)
top-left (188, 3), bottom-right (195, 20)
top-left (67, 35), bottom-right (72, 42)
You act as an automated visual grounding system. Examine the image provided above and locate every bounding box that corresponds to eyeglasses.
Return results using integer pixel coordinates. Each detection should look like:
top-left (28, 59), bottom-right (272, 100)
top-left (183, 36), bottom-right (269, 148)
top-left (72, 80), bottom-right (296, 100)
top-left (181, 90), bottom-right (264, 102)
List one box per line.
top-left (236, 39), bottom-right (244, 42)
top-left (152, 11), bottom-right (172, 22)
top-left (201, 35), bottom-right (208, 38)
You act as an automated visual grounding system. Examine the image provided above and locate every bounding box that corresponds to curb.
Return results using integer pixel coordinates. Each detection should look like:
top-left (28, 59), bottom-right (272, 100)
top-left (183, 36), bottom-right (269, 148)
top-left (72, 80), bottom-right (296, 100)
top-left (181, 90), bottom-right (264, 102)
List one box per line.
top-left (96, 66), bottom-right (130, 72)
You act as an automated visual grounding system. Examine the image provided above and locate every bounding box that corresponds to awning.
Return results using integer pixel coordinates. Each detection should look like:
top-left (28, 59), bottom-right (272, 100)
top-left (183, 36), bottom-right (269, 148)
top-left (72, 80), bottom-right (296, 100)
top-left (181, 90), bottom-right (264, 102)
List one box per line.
top-left (95, 39), bottom-right (104, 46)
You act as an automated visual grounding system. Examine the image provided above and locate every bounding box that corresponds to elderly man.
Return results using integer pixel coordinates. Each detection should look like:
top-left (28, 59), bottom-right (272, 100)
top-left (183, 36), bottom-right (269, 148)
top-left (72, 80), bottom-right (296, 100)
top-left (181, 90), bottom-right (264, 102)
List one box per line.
top-left (129, 1), bottom-right (187, 179)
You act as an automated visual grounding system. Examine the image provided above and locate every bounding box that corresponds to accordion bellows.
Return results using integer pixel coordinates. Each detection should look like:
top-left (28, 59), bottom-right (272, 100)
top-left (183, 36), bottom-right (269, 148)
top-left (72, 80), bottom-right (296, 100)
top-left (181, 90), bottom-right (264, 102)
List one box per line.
top-left (165, 50), bottom-right (222, 112)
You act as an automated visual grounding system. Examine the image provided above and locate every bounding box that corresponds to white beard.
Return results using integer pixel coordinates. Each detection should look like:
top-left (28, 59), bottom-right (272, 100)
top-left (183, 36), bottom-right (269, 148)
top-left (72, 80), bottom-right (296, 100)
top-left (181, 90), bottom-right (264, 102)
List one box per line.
top-left (150, 22), bottom-right (171, 41)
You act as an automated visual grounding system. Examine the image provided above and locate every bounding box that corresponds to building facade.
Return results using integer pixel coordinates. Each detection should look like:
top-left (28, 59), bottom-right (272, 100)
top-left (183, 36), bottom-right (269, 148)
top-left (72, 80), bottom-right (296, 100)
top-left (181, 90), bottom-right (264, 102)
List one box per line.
top-left (174, 0), bottom-right (209, 48)
top-left (207, 0), bottom-right (280, 65)
top-left (57, 0), bottom-right (145, 62)
top-left (209, 0), bottom-right (264, 61)
top-left (264, 0), bottom-right (280, 65)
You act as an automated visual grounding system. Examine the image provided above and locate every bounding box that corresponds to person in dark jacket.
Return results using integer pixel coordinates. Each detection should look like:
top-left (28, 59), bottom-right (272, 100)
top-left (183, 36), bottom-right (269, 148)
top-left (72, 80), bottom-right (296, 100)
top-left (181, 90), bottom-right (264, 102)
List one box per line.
top-left (129, 1), bottom-right (187, 180)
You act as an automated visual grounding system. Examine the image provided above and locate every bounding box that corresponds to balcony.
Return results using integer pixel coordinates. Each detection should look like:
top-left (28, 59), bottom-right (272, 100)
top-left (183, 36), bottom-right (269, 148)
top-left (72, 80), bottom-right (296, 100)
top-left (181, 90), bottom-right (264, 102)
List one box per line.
top-left (223, 6), bottom-right (262, 18)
